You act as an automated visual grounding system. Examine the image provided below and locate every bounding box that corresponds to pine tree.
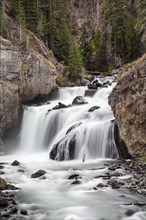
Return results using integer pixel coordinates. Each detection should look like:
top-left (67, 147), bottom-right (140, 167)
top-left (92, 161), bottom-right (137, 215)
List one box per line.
top-left (68, 42), bottom-right (83, 81)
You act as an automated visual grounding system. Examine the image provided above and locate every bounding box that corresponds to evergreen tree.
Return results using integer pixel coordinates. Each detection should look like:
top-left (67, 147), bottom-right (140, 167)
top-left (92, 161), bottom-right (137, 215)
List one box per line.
top-left (68, 42), bottom-right (83, 81)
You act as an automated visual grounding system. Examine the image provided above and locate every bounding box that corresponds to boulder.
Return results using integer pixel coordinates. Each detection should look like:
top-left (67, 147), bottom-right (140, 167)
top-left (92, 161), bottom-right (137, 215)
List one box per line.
top-left (50, 133), bottom-right (76, 161)
top-left (31, 170), bottom-right (46, 178)
top-left (11, 160), bottom-right (20, 166)
top-left (72, 96), bottom-right (88, 105)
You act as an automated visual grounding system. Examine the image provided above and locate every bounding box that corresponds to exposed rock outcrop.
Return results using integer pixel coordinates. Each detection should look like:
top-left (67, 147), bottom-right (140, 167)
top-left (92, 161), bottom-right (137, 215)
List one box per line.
top-left (109, 54), bottom-right (146, 157)
top-left (0, 31), bottom-right (62, 144)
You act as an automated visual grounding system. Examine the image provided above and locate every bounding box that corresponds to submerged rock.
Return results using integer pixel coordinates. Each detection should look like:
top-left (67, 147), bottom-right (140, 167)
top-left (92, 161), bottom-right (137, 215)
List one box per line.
top-left (72, 96), bottom-right (88, 105)
top-left (31, 170), bottom-right (46, 178)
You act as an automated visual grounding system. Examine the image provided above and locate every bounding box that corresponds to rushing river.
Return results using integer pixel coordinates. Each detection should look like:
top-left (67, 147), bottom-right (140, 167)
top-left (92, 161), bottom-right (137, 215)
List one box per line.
top-left (1, 76), bottom-right (146, 220)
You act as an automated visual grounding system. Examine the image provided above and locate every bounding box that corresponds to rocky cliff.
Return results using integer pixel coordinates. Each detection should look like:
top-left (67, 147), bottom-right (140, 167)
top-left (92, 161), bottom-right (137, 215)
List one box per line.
top-left (109, 54), bottom-right (146, 157)
top-left (0, 14), bottom-right (62, 144)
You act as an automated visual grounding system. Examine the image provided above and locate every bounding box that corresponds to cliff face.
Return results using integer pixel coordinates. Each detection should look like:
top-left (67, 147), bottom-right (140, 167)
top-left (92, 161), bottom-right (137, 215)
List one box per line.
top-left (109, 54), bottom-right (146, 157)
top-left (0, 15), bottom-right (62, 143)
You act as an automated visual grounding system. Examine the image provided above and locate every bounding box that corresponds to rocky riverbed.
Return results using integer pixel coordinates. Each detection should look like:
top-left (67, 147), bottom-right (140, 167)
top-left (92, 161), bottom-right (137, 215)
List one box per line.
top-left (0, 158), bottom-right (146, 220)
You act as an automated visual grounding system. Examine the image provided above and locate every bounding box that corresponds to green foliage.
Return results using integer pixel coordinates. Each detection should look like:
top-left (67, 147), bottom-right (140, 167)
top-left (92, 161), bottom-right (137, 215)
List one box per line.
top-left (68, 42), bottom-right (83, 81)
top-left (80, 28), bottom-right (106, 71)
top-left (103, 0), bottom-right (142, 63)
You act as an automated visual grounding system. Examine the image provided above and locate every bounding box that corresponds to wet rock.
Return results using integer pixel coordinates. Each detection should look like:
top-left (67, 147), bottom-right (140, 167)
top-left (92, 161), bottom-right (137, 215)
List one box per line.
top-left (72, 96), bottom-right (88, 105)
top-left (11, 160), bottom-right (20, 166)
top-left (71, 180), bottom-right (81, 185)
top-left (84, 89), bottom-right (97, 97)
top-left (20, 209), bottom-right (28, 215)
top-left (88, 106), bottom-right (100, 112)
top-left (6, 184), bottom-right (19, 191)
top-left (88, 79), bottom-right (103, 90)
top-left (0, 165), bottom-right (4, 169)
top-left (108, 166), bottom-right (116, 171)
top-left (68, 174), bottom-right (80, 180)
top-left (0, 196), bottom-right (8, 207)
top-left (10, 208), bottom-right (18, 214)
top-left (134, 201), bottom-right (146, 207)
top-left (125, 209), bottom-right (135, 217)
top-left (50, 133), bottom-right (76, 161)
top-left (107, 180), bottom-right (121, 189)
top-left (97, 183), bottom-right (105, 188)
top-left (18, 169), bottom-right (25, 173)
top-left (109, 54), bottom-right (146, 157)
top-left (0, 178), bottom-right (7, 191)
top-left (31, 170), bottom-right (46, 178)
top-left (66, 122), bottom-right (82, 134)
top-left (53, 102), bottom-right (69, 110)
top-left (0, 171), bottom-right (5, 175)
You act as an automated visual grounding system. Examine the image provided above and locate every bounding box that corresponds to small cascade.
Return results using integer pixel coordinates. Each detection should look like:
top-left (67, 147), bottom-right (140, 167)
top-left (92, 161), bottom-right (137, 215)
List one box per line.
top-left (18, 76), bottom-right (119, 160)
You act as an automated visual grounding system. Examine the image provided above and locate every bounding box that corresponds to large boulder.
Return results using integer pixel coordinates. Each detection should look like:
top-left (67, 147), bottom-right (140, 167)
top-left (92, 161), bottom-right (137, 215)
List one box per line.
top-left (72, 96), bottom-right (88, 105)
top-left (109, 54), bottom-right (146, 157)
top-left (50, 133), bottom-right (76, 161)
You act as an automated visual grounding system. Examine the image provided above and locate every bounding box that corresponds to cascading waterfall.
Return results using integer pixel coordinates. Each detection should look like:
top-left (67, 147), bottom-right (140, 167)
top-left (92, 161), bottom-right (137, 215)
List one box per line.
top-left (18, 76), bottom-right (119, 160)
top-left (2, 76), bottom-right (146, 220)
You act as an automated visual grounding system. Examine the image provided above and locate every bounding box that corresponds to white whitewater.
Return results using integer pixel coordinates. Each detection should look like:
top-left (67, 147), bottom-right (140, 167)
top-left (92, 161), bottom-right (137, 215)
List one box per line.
top-left (19, 77), bottom-right (119, 160)
top-left (1, 76), bottom-right (145, 220)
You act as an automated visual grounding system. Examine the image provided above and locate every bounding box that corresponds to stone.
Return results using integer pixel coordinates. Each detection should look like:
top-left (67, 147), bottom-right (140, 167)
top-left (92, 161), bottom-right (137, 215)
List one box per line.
top-left (11, 160), bottom-right (20, 166)
top-left (71, 180), bottom-right (81, 185)
top-left (66, 122), bottom-right (82, 134)
top-left (50, 133), bottom-right (76, 161)
top-left (109, 54), bottom-right (146, 157)
top-left (125, 210), bottom-right (135, 217)
top-left (0, 32), bottom-right (61, 144)
top-left (88, 106), bottom-right (100, 112)
top-left (97, 183), bottom-right (105, 188)
top-left (20, 209), bottom-right (28, 215)
top-left (53, 102), bottom-right (69, 110)
top-left (10, 208), bottom-right (18, 214)
top-left (18, 169), bottom-right (25, 173)
top-left (0, 178), bottom-right (7, 191)
top-left (31, 170), bottom-right (46, 178)
top-left (0, 196), bottom-right (8, 207)
top-left (6, 184), bottom-right (19, 191)
top-left (68, 174), bottom-right (80, 180)
top-left (72, 96), bottom-right (88, 105)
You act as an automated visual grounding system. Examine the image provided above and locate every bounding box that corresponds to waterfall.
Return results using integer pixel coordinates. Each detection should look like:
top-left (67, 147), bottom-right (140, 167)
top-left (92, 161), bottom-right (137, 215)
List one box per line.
top-left (19, 76), bottom-right (119, 160)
